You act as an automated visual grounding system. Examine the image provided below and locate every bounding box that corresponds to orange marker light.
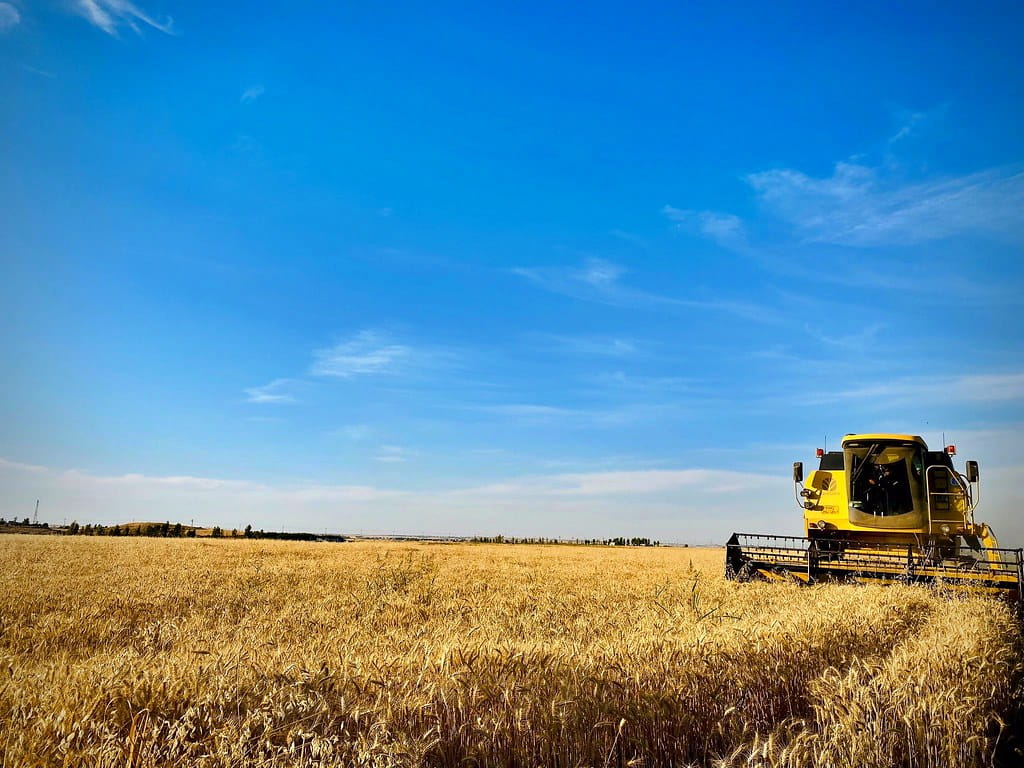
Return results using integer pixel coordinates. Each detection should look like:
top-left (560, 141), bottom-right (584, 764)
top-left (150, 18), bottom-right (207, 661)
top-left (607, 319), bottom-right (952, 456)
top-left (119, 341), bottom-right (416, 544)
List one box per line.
top-left (946, 444), bottom-right (957, 455)
top-left (815, 448), bottom-right (824, 458)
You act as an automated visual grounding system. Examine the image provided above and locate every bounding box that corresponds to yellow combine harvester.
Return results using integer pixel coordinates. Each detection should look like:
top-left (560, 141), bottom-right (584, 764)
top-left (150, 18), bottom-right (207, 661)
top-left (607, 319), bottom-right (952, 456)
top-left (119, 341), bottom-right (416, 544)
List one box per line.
top-left (726, 433), bottom-right (1023, 602)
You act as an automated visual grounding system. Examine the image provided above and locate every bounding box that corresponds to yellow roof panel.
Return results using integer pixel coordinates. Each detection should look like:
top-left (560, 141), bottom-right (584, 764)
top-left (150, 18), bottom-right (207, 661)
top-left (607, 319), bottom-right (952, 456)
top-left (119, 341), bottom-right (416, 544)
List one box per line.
top-left (841, 433), bottom-right (927, 447)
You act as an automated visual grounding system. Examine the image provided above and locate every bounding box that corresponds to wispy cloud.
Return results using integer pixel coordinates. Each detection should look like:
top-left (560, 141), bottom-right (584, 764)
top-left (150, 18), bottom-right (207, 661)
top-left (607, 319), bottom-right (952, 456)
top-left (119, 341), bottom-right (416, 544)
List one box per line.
top-left (889, 110), bottom-right (927, 143)
top-left (456, 468), bottom-right (778, 497)
top-left (538, 455), bottom-right (676, 471)
top-left (804, 322), bottom-right (885, 351)
top-left (513, 259), bottom-right (776, 322)
top-left (886, 104), bottom-right (949, 145)
top-left (0, 457), bottom-right (47, 473)
top-left (20, 64), bottom-right (57, 78)
top-left (466, 401), bottom-right (689, 427)
top-left (9, 452), bottom-right (1023, 541)
top-left (811, 372), bottom-right (1024, 406)
top-left (310, 330), bottom-right (412, 379)
top-left (0, 3), bottom-right (20, 31)
top-left (512, 259), bottom-right (646, 308)
top-left (231, 134), bottom-right (260, 155)
top-left (74, 0), bottom-right (174, 36)
top-left (662, 205), bottom-right (745, 247)
top-left (243, 378), bottom-right (299, 404)
top-left (747, 162), bottom-right (1024, 246)
top-left (609, 229), bottom-right (649, 248)
top-left (531, 333), bottom-right (645, 358)
top-left (240, 85), bottom-right (265, 104)
top-left (578, 259), bottom-right (624, 287)
top-left (334, 424), bottom-right (372, 441)
top-left (0, 455), bottom-right (793, 539)
top-left (589, 371), bottom-right (696, 394)
top-left (472, 403), bottom-right (584, 419)
top-left (373, 445), bottom-right (409, 463)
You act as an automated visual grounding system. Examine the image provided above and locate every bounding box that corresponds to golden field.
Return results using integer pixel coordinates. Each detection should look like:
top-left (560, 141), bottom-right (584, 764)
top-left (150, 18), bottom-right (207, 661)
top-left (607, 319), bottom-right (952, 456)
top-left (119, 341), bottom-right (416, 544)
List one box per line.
top-left (0, 535), bottom-right (1021, 768)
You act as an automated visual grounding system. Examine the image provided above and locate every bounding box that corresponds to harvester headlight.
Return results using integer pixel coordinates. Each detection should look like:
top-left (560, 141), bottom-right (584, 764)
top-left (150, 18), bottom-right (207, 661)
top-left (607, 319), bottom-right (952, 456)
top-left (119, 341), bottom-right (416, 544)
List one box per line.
top-left (816, 520), bottom-right (827, 530)
top-left (803, 501), bottom-right (815, 510)
top-left (940, 524), bottom-right (951, 535)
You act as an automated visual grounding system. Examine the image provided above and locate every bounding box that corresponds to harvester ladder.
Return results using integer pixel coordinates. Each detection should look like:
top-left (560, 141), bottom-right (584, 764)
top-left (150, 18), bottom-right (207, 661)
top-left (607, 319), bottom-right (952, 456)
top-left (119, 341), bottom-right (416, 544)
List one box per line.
top-left (925, 465), bottom-right (972, 534)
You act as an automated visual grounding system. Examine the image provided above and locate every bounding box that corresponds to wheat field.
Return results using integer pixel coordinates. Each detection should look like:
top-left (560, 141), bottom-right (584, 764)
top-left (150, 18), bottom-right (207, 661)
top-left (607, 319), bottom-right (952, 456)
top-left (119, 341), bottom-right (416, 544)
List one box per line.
top-left (0, 535), bottom-right (1020, 767)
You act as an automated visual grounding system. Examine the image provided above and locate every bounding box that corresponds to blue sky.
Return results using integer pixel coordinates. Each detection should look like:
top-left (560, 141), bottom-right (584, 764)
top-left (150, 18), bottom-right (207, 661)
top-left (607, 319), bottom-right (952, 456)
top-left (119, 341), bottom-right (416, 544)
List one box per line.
top-left (1, 0), bottom-right (1023, 542)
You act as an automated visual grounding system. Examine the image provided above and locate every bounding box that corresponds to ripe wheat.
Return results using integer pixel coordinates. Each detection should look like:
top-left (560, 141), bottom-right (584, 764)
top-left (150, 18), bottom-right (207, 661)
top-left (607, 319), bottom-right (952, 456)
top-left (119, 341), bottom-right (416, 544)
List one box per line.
top-left (0, 536), bottom-right (1019, 767)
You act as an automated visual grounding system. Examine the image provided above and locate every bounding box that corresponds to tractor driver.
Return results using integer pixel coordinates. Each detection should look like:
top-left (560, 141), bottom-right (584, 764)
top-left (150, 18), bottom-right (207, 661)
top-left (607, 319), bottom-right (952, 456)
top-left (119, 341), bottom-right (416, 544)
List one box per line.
top-left (865, 463), bottom-right (894, 515)
top-left (866, 462), bottom-right (912, 516)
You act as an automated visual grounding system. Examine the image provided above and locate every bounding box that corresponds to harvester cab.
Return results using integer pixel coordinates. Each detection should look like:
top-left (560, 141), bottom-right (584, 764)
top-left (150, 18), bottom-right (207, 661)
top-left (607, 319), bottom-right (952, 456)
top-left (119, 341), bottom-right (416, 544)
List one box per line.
top-left (727, 434), bottom-right (1023, 602)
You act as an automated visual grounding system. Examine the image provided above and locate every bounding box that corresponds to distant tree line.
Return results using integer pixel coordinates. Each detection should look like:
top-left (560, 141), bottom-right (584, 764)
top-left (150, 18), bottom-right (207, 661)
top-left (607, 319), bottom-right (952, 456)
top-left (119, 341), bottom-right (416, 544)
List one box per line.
top-left (55, 521), bottom-right (346, 542)
top-left (9, 518), bottom-right (665, 546)
top-left (469, 535), bottom-right (662, 547)
top-left (0, 518), bottom-right (49, 529)
top-left (62, 521), bottom-right (196, 537)
top-left (244, 527), bottom-right (314, 542)
top-left (240, 525), bottom-right (345, 541)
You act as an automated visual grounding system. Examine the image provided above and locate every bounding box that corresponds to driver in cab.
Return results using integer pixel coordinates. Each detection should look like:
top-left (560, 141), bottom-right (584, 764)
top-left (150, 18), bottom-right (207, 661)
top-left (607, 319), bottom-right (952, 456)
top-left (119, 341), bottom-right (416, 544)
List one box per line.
top-left (865, 463), bottom-right (899, 515)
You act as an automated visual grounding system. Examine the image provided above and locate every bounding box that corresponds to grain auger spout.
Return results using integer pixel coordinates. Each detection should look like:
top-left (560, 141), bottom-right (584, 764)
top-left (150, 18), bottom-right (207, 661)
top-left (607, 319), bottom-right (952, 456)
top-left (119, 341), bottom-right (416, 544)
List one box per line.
top-left (725, 434), bottom-right (1024, 605)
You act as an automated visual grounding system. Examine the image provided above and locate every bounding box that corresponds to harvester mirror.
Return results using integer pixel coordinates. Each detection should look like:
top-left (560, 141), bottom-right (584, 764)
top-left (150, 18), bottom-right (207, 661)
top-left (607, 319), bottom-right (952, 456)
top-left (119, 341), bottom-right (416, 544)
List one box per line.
top-left (793, 462), bottom-right (803, 483)
top-left (965, 460), bottom-right (979, 483)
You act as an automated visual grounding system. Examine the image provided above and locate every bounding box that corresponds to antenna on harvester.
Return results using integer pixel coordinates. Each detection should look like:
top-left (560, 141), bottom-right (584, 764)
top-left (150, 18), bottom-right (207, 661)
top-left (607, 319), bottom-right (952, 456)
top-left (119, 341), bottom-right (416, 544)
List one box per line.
top-left (33, 499), bottom-right (39, 525)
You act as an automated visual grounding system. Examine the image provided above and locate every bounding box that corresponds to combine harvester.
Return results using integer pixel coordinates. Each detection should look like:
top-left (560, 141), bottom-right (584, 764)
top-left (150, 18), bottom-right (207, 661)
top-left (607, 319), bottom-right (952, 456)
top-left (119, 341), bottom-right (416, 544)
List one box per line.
top-left (726, 433), bottom-right (1023, 602)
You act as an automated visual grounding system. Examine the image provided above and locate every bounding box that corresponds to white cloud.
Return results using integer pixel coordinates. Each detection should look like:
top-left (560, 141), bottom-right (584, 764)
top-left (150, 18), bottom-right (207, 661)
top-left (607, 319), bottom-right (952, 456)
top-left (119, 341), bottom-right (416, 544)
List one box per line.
top-left (585, 338), bottom-right (637, 356)
top-left (532, 334), bottom-right (644, 358)
top-left (813, 372), bottom-right (1024, 406)
top-left (0, 3), bottom-right (20, 31)
top-left (590, 371), bottom-right (695, 394)
top-left (240, 85), bottom-right (265, 104)
top-left (0, 457), bottom-right (47, 473)
top-left (20, 64), bottom-right (57, 78)
top-left (310, 330), bottom-right (412, 379)
top-left (0, 457), bottom-right (792, 541)
top-left (231, 134), bottom-right (259, 154)
top-left (8, 447), bottom-right (1021, 543)
top-left (747, 162), bottom-right (1024, 246)
top-left (578, 259), bottom-right (624, 287)
top-left (77, 471), bottom-right (253, 491)
top-left (0, 459), bottom-right (405, 528)
top-left (243, 378), bottom-right (298, 404)
top-left (662, 205), bottom-right (745, 246)
top-left (466, 401), bottom-right (691, 428)
top-left (373, 445), bottom-right (408, 463)
top-left (609, 229), bottom-right (649, 248)
top-left (804, 322), bottom-right (885, 351)
top-left (885, 105), bottom-right (949, 145)
top-left (473, 404), bottom-right (583, 419)
top-left (513, 259), bottom-right (777, 323)
top-left (74, 0), bottom-right (173, 36)
top-left (457, 468), bottom-right (779, 497)
top-left (334, 424), bottom-right (372, 441)
top-left (889, 110), bottom-right (926, 143)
